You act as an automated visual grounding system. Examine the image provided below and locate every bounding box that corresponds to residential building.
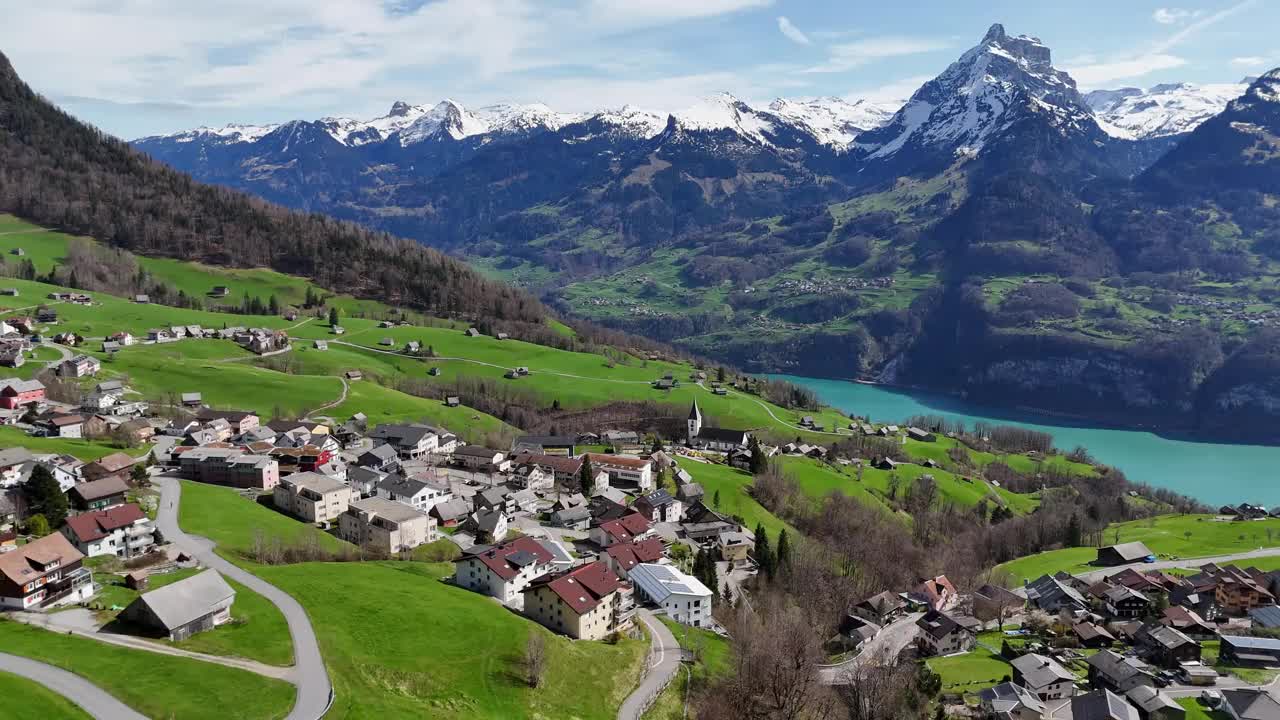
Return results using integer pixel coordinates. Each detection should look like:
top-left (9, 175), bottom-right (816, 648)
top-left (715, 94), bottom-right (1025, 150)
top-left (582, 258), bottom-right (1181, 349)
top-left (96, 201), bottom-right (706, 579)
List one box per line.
top-left (273, 471), bottom-right (354, 524)
top-left (67, 477), bottom-right (129, 512)
top-left (522, 561), bottom-right (635, 640)
top-left (0, 532), bottom-right (94, 609)
top-left (1137, 624), bottom-right (1201, 668)
top-left (852, 590), bottom-right (908, 626)
top-left (430, 497), bottom-right (470, 528)
top-left (1220, 688), bottom-right (1280, 720)
top-left (603, 538), bottom-right (666, 580)
top-left (1025, 574), bottom-right (1089, 614)
top-left (1105, 585), bottom-right (1151, 619)
top-left (583, 453), bottom-right (653, 491)
top-left (120, 570), bottom-right (235, 641)
top-left (368, 424), bottom-right (438, 459)
top-left (512, 435), bottom-right (577, 456)
top-left (1123, 686), bottom-right (1183, 720)
top-left (718, 531), bottom-right (752, 565)
top-left (58, 355), bottom-right (101, 378)
top-left (978, 682), bottom-right (1047, 720)
top-left (0, 377), bottom-right (44, 409)
top-left (453, 445), bottom-right (506, 470)
top-left (36, 413), bottom-right (84, 438)
top-left (1011, 653), bottom-right (1076, 700)
top-left (915, 610), bottom-right (979, 656)
top-left (513, 452), bottom-right (584, 487)
top-left (471, 509), bottom-right (508, 544)
top-left (338, 497), bottom-right (436, 553)
top-left (474, 487), bottom-right (514, 515)
top-left (1086, 650), bottom-right (1156, 693)
top-left (195, 409), bottom-right (260, 435)
top-left (633, 489), bottom-right (683, 523)
top-left (453, 536), bottom-right (555, 609)
top-left (178, 447), bottom-right (280, 490)
top-left (81, 452), bottom-right (135, 484)
top-left (376, 474), bottom-right (452, 513)
top-left (974, 583), bottom-right (1024, 622)
top-left (61, 504), bottom-right (155, 559)
top-left (628, 562), bottom-right (712, 627)
top-left (911, 574), bottom-right (957, 611)
top-left (590, 513), bottom-right (652, 548)
top-left (1072, 689), bottom-right (1139, 720)
top-left (550, 506), bottom-right (592, 530)
top-left (1074, 622), bottom-right (1117, 648)
top-left (357, 443), bottom-right (400, 472)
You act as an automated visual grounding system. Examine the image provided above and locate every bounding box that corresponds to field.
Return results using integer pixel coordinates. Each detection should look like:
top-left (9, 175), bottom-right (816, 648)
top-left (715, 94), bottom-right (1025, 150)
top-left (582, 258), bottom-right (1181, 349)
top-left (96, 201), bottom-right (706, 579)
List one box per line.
top-left (179, 478), bottom-right (649, 720)
top-left (91, 568), bottom-right (293, 666)
top-left (925, 646), bottom-right (1012, 693)
top-left (0, 669), bottom-right (92, 720)
top-left (642, 619), bottom-right (733, 720)
top-left (997, 514), bottom-right (1280, 582)
top-left (0, 620), bottom-right (296, 720)
top-left (676, 458), bottom-right (794, 538)
top-left (0, 425), bottom-right (149, 462)
top-left (1177, 698), bottom-right (1231, 720)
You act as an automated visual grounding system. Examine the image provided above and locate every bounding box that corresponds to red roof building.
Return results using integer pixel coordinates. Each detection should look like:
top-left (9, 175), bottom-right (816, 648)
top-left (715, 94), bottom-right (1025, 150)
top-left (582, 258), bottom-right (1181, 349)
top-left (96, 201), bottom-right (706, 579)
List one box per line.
top-left (603, 538), bottom-right (666, 579)
top-left (523, 561), bottom-right (635, 640)
top-left (61, 504), bottom-right (155, 560)
top-left (589, 512), bottom-right (652, 547)
top-left (452, 535), bottom-right (556, 609)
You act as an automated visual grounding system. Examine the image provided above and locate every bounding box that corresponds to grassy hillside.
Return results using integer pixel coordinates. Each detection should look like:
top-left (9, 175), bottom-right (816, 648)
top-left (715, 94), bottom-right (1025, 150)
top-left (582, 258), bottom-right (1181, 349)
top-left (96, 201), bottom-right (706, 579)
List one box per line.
top-left (0, 669), bottom-right (92, 720)
top-left (178, 478), bottom-right (648, 720)
top-left (0, 620), bottom-right (295, 720)
top-left (997, 514), bottom-right (1280, 582)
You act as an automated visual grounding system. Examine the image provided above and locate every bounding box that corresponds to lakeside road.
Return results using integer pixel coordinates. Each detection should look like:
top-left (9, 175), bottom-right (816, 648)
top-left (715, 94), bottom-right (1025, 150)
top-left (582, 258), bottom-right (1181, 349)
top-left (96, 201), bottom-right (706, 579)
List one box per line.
top-left (0, 652), bottom-right (147, 720)
top-left (154, 476), bottom-right (333, 720)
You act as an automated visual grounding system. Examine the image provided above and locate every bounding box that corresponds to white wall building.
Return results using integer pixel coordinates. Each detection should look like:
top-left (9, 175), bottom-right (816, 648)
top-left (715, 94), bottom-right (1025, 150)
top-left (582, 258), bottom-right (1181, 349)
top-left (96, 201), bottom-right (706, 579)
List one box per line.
top-left (627, 563), bottom-right (713, 628)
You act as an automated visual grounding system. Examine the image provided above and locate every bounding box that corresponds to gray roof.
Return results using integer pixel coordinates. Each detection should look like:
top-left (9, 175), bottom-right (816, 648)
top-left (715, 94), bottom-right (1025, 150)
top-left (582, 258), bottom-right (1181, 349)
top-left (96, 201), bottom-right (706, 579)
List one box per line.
top-left (1124, 686), bottom-right (1180, 714)
top-left (1011, 653), bottom-right (1074, 690)
top-left (430, 498), bottom-right (470, 522)
top-left (1141, 624), bottom-right (1194, 650)
top-left (1072, 689), bottom-right (1139, 720)
top-left (0, 447), bottom-right (34, 468)
top-left (376, 474), bottom-right (432, 498)
top-left (629, 563), bottom-right (711, 603)
top-left (1222, 689), bottom-right (1280, 720)
top-left (369, 423), bottom-right (436, 447)
top-left (1086, 650), bottom-right (1152, 684)
top-left (348, 497), bottom-right (428, 524)
top-left (978, 682), bottom-right (1045, 716)
top-left (131, 570), bottom-right (236, 631)
top-left (1026, 574), bottom-right (1088, 610)
top-left (1223, 635), bottom-right (1280, 651)
top-left (1103, 542), bottom-right (1155, 562)
top-left (361, 444), bottom-right (399, 462)
top-left (282, 471), bottom-right (349, 494)
top-left (476, 509), bottom-right (506, 534)
top-left (1250, 606), bottom-right (1280, 628)
top-left (454, 445), bottom-right (500, 459)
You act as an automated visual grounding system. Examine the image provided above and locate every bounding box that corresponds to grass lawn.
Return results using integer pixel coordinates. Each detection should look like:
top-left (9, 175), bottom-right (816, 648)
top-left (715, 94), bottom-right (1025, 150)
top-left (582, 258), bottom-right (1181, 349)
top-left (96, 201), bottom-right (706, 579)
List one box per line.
top-left (926, 647), bottom-right (1012, 693)
top-left (1202, 640), bottom-right (1280, 685)
top-left (1178, 697), bottom-right (1233, 719)
top-left (997, 514), bottom-right (1280, 584)
top-left (325, 379), bottom-right (517, 444)
top-left (0, 669), bottom-right (93, 720)
top-left (89, 568), bottom-right (293, 666)
top-left (0, 620), bottom-right (295, 720)
top-left (643, 620), bottom-right (733, 720)
top-left (179, 478), bottom-right (649, 719)
top-left (0, 425), bottom-right (149, 461)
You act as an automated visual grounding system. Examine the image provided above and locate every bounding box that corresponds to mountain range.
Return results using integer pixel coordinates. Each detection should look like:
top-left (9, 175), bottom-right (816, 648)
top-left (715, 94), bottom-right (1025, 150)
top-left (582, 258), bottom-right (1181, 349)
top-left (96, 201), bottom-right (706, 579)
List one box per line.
top-left (55, 25), bottom-right (1280, 438)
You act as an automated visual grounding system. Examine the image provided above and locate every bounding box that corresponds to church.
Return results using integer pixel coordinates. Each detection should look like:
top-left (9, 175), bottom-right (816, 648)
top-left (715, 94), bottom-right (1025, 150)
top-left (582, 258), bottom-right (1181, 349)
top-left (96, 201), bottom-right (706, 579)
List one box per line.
top-left (686, 400), bottom-right (751, 452)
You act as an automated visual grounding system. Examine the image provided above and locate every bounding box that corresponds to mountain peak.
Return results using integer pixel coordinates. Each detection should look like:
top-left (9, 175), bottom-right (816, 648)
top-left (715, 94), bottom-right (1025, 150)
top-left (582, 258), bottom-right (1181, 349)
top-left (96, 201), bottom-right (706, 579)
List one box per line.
top-left (388, 101), bottom-right (413, 117)
top-left (982, 23), bottom-right (1006, 44)
top-left (1243, 69), bottom-right (1280, 104)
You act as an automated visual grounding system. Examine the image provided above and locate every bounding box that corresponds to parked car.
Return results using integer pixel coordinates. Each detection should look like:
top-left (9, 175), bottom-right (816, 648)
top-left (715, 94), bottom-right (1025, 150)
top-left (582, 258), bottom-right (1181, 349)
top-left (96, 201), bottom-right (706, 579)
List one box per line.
top-left (1201, 690), bottom-right (1222, 708)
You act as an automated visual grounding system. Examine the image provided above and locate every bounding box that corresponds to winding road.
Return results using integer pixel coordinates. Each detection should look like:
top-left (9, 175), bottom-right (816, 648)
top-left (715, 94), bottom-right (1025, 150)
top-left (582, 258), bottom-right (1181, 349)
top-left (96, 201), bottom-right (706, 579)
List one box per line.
top-left (617, 609), bottom-right (682, 720)
top-left (818, 612), bottom-right (923, 685)
top-left (154, 476), bottom-right (333, 720)
top-left (0, 653), bottom-right (147, 720)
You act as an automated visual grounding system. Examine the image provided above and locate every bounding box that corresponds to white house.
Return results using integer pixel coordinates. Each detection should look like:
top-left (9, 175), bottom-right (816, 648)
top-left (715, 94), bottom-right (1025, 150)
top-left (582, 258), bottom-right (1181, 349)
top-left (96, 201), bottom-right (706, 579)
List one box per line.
top-left (452, 536), bottom-right (555, 610)
top-left (376, 474), bottom-right (452, 513)
top-left (628, 563), bottom-right (713, 627)
top-left (60, 504), bottom-right (155, 559)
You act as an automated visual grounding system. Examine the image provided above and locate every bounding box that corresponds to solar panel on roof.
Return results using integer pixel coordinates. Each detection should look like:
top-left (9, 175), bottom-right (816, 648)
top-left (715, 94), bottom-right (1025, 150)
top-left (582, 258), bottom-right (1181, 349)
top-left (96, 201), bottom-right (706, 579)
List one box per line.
top-left (508, 551), bottom-right (537, 567)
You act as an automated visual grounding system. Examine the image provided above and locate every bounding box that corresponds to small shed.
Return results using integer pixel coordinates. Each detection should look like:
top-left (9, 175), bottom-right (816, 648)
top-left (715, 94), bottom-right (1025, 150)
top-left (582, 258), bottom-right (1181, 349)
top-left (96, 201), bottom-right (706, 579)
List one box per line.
top-left (181, 392), bottom-right (202, 407)
top-left (125, 571), bottom-right (149, 591)
top-left (445, 396), bottom-right (461, 407)
top-left (344, 370), bottom-right (363, 381)
top-left (1096, 542), bottom-right (1155, 566)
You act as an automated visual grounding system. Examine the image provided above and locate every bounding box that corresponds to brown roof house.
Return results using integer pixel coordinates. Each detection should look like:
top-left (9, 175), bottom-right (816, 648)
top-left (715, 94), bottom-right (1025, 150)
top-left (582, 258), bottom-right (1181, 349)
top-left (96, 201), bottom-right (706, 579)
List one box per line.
top-left (68, 477), bottom-right (130, 512)
top-left (522, 561), bottom-right (635, 640)
top-left (120, 570), bottom-right (235, 641)
top-left (81, 452), bottom-right (136, 484)
top-left (0, 532), bottom-right (94, 609)
top-left (453, 536), bottom-right (555, 609)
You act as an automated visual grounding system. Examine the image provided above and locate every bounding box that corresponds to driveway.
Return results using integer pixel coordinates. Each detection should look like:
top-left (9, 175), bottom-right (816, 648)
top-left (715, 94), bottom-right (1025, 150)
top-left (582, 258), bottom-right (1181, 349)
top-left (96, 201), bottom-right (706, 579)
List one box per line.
top-left (617, 609), bottom-right (682, 720)
top-left (154, 477), bottom-right (333, 720)
top-left (0, 652), bottom-right (146, 720)
top-left (819, 612), bottom-right (923, 684)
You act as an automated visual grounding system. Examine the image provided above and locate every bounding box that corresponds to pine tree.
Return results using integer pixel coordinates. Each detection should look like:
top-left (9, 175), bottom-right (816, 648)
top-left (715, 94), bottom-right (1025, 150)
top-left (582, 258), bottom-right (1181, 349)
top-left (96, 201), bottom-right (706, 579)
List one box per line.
top-left (328, 307), bottom-right (340, 327)
top-left (579, 456), bottom-right (595, 496)
top-left (716, 366), bottom-right (726, 383)
top-left (748, 436), bottom-right (767, 474)
top-left (754, 523), bottom-right (774, 579)
top-left (25, 464), bottom-right (67, 527)
top-left (712, 489), bottom-right (721, 508)
top-left (1066, 513), bottom-right (1083, 547)
top-left (268, 294), bottom-right (280, 315)
top-left (776, 529), bottom-right (792, 576)
top-left (650, 436), bottom-right (663, 454)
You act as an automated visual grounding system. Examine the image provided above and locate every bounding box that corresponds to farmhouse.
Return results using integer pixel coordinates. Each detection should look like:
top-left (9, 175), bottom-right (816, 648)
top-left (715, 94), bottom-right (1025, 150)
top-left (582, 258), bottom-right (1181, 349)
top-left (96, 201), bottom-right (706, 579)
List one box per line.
top-left (368, 423), bottom-right (438, 459)
top-left (121, 570), bottom-right (236, 641)
top-left (0, 378), bottom-right (44, 409)
top-left (1096, 542), bottom-right (1155, 566)
top-left (1010, 653), bottom-right (1076, 700)
top-left (915, 610), bottom-right (978, 656)
top-left (67, 477), bottom-right (129, 512)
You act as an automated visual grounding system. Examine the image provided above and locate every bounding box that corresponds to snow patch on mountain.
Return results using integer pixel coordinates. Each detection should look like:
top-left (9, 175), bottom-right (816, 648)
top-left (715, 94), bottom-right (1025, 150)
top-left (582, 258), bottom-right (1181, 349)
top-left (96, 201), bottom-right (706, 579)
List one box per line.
top-left (767, 97), bottom-right (900, 147)
top-left (1086, 82), bottom-right (1249, 140)
top-left (673, 93), bottom-right (776, 145)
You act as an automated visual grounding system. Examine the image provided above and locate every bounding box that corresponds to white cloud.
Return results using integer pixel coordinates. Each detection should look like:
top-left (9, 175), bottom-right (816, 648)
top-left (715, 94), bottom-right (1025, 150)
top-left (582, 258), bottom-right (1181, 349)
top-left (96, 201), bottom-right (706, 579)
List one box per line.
top-left (1067, 54), bottom-right (1189, 87)
top-left (584, 0), bottom-right (773, 28)
top-left (804, 36), bottom-right (952, 74)
top-left (776, 16), bottom-right (811, 45)
top-left (1151, 0), bottom-right (1258, 53)
top-left (1152, 7), bottom-right (1200, 24)
top-left (846, 75), bottom-right (932, 105)
top-left (1231, 55), bottom-right (1269, 67)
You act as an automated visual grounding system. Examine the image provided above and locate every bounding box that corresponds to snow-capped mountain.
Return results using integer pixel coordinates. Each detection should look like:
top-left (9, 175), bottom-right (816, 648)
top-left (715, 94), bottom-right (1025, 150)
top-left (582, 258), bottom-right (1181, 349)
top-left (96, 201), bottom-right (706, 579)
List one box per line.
top-left (767, 97), bottom-right (900, 147)
top-left (854, 23), bottom-right (1101, 170)
top-left (1086, 81), bottom-right (1250, 140)
top-left (670, 93), bottom-right (776, 145)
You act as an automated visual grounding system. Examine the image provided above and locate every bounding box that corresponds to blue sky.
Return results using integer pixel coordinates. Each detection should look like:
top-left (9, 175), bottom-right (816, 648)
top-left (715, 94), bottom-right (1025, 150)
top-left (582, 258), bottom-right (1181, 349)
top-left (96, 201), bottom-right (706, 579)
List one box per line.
top-left (0, 0), bottom-right (1275, 138)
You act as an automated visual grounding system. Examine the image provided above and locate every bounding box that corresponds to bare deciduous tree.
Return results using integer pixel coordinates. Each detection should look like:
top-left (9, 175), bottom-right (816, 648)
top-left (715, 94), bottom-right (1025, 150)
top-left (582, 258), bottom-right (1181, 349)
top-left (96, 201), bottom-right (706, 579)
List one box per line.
top-left (525, 632), bottom-right (547, 688)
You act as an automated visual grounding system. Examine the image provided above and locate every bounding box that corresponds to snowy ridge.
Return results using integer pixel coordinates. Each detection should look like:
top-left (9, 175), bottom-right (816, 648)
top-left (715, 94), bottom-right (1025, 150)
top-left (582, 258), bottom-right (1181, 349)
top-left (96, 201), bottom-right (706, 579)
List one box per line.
top-left (1086, 82), bottom-right (1249, 140)
top-left (671, 93), bottom-right (776, 145)
top-left (767, 97), bottom-right (900, 147)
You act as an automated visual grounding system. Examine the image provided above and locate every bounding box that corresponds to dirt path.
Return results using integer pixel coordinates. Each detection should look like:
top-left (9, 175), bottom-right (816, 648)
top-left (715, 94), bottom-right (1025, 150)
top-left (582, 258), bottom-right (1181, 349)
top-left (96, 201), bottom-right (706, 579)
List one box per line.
top-left (304, 376), bottom-right (350, 420)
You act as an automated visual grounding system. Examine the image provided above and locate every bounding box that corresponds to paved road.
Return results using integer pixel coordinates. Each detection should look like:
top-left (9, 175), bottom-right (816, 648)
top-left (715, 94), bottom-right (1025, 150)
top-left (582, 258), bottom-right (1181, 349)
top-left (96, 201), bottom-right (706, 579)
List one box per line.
top-left (155, 477), bottom-right (333, 720)
top-left (818, 612), bottom-right (923, 684)
top-left (0, 652), bottom-right (147, 720)
top-left (618, 609), bottom-right (682, 720)
top-left (1010, 547), bottom-right (1280, 598)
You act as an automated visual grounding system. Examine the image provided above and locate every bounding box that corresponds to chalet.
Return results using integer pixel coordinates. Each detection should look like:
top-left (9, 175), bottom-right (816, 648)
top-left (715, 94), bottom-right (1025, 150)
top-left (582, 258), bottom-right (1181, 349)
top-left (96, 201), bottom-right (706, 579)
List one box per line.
top-left (1025, 574), bottom-right (1089, 614)
top-left (0, 532), bottom-right (94, 609)
top-left (1071, 690), bottom-right (1140, 720)
top-left (61, 504), bottom-right (155, 559)
top-left (978, 683), bottom-right (1046, 720)
top-left (1074, 621), bottom-right (1117, 648)
top-left (676, 481), bottom-right (705, 504)
top-left (633, 489), bottom-right (683, 523)
top-left (522, 561), bottom-right (635, 640)
top-left (915, 610), bottom-right (978, 656)
top-left (453, 536), bottom-right (555, 609)
top-left (36, 413), bottom-right (84, 439)
top-left (470, 509), bottom-right (509, 544)
top-left (81, 452), bottom-right (136, 484)
top-left (852, 590), bottom-right (907, 625)
top-left (906, 427), bottom-right (936, 442)
top-left (1096, 542), bottom-right (1156, 566)
top-left (973, 583), bottom-right (1023, 621)
top-left (603, 538), bottom-right (666, 580)
top-left (1086, 650), bottom-right (1155, 693)
top-left (1011, 653), bottom-right (1076, 700)
top-left (473, 487), bottom-right (514, 515)
top-left (826, 614), bottom-right (882, 656)
top-left (121, 570), bottom-right (235, 641)
top-left (1161, 606), bottom-right (1217, 639)
top-left (590, 513), bottom-right (652, 547)
top-left (1104, 585), bottom-right (1151, 618)
top-left (1136, 624), bottom-right (1200, 668)
top-left (1123, 686), bottom-right (1182, 720)
top-left (357, 444), bottom-right (400, 473)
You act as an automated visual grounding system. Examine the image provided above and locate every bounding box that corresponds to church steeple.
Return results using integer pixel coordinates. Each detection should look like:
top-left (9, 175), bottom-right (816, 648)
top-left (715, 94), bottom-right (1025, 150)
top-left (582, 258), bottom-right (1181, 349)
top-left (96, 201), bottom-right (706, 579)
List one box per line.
top-left (687, 399), bottom-right (703, 442)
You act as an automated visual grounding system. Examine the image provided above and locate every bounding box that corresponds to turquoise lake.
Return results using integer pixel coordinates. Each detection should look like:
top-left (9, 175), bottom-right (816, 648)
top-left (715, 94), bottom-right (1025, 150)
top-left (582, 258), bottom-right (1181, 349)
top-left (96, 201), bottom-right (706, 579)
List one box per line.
top-left (774, 374), bottom-right (1280, 507)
